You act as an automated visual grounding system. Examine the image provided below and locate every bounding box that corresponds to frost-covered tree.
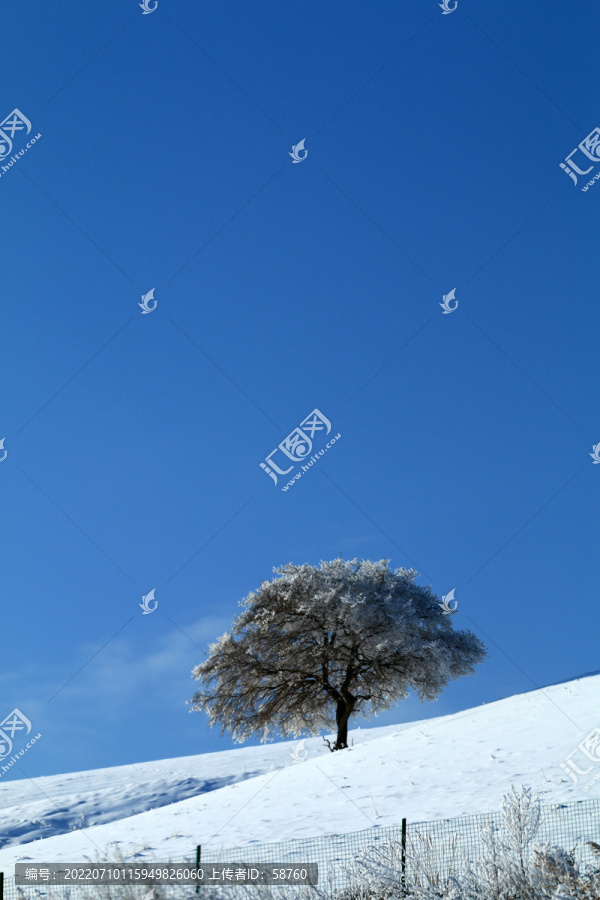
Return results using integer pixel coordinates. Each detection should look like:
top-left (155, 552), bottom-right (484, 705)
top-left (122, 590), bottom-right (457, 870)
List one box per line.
top-left (189, 559), bottom-right (487, 751)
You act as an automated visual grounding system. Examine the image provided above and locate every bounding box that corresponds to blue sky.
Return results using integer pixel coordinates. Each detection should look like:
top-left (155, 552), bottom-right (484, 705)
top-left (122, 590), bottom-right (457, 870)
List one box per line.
top-left (1, 0), bottom-right (599, 781)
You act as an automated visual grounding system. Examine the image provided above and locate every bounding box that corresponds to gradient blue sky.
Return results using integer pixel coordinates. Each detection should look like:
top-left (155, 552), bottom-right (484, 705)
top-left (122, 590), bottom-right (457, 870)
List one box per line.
top-left (1, 0), bottom-right (599, 781)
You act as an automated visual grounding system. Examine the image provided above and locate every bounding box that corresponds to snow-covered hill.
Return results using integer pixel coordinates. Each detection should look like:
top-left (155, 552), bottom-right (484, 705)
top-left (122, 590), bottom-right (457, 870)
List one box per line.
top-left (1, 672), bottom-right (598, 873)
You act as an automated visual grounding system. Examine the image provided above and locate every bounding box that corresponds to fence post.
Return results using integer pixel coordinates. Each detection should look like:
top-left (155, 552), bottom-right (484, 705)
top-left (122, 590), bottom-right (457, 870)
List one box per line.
top-left (195, 845), bottom-right (201, 894)
top-left (0, 870), bottom-right (4, 900)
top-left (401, 818), bottom-right (407, 896)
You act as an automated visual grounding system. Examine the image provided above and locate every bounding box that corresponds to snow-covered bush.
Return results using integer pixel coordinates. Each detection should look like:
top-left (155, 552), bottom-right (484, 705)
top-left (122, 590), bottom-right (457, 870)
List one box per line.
top-left (332, 787), bottom-right (600, 900)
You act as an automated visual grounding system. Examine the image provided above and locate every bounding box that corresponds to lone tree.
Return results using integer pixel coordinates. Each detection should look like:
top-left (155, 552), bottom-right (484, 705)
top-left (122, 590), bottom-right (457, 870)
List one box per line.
top-left (190, 558), bottom-right (487, 751)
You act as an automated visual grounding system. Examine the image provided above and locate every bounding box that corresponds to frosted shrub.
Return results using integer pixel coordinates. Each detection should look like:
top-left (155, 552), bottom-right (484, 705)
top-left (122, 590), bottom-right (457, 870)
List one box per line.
top-left (332, 787), bottom-right (600, 900)
top-left (337, 832), bottom-right (464, 900)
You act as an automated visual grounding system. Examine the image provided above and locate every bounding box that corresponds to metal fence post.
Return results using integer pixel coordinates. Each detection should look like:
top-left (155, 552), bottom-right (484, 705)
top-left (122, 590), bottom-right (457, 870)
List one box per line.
top-left (0, 870), bottom-right (4, 900)
top-left (401, 818), bottom-right (407, 896)
top-left (195, 845), bottom-right (201, 894)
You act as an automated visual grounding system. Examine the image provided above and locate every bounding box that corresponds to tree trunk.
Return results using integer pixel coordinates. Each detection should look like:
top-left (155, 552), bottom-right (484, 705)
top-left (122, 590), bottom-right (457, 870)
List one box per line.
top-left (334, 697), bottom-right (354, 750)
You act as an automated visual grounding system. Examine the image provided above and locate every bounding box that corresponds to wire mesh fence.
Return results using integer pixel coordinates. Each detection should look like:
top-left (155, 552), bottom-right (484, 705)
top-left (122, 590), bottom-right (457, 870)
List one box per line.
top-left (206, 797), bottom-right (600, 888)
top-left (2, 797), bottom-right (600, 900)
top-left (403, 797), bottom-right (600, 887)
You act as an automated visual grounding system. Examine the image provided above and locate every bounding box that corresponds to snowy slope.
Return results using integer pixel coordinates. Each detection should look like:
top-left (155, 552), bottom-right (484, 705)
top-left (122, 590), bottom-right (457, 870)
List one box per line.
top-left (0, 673), bottom-right (598, 873)
top-left (0, 723), bottom-right (396, 849)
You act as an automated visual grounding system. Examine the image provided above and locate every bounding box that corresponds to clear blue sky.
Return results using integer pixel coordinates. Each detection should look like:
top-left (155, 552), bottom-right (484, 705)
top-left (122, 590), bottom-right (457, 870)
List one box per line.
top-left (1, 0), bottom-right (599, 781)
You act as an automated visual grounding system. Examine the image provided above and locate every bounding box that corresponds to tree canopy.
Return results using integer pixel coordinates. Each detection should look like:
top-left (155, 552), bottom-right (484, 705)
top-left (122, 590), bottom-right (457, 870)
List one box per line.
top-left (190, 558), bottom-right (487, 750)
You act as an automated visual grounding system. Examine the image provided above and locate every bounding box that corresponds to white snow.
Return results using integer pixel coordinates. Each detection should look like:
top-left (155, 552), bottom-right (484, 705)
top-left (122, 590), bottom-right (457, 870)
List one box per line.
top-left (0, 672), bottom-right (598, 873)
